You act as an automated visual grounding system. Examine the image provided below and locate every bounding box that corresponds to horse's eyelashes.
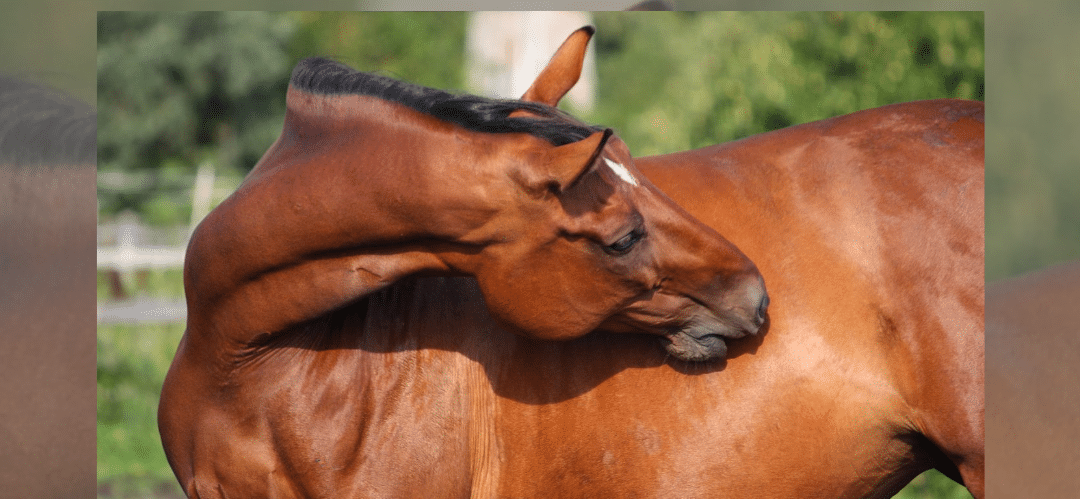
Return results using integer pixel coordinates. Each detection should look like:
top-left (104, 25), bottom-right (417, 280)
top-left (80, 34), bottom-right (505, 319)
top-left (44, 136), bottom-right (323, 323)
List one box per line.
top-left (605, 228), bottom-right (645, 255)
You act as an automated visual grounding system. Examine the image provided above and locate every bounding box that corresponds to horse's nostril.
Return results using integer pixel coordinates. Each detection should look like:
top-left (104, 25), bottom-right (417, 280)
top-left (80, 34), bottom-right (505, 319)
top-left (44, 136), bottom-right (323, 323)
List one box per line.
top-left (756, 293), bottom-right (770, 322)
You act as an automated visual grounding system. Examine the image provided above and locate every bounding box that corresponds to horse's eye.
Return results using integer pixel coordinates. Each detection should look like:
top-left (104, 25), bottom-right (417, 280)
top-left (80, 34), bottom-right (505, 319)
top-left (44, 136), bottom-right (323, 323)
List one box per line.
top-left (605, 228), bottom-right (645, 255)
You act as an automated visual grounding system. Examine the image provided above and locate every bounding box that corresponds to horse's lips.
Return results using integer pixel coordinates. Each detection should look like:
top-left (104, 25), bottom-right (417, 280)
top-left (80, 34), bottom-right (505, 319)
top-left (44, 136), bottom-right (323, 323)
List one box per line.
top-left (610, 289), bottom-right (766, 362)
top-left (662, 322), bottom-right (745, 362)
top-left (661, 331), bottom-right (727, 362)
top-left (660, 309), bottom-right (766, 362)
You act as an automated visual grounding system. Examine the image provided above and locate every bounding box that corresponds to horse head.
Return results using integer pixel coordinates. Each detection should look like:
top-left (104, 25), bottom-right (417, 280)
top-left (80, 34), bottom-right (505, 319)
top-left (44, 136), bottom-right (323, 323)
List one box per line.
top-left (186, 27), bottom-right (766, 363)
top-left (457, 27), bottom-right (768, 361)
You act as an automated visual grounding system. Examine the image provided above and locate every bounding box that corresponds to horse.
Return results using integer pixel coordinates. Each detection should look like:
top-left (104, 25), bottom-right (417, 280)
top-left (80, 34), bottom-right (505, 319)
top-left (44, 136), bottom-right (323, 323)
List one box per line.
top-left (0, 76), bottom-right (97, 497)
top-left (160, 27), bottom-right (983, 499)
top-left (160, 25), bottom-right (770, 498)
top-left (986, 260), bottom-right (1080, 498)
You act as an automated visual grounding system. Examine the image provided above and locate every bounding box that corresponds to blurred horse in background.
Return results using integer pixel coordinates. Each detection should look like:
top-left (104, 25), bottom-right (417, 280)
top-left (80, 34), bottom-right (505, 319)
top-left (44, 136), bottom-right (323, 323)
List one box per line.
top-left (986, 260), bottom-right (1080, 498)
top-left (0, 76), bottom-right (96, 498)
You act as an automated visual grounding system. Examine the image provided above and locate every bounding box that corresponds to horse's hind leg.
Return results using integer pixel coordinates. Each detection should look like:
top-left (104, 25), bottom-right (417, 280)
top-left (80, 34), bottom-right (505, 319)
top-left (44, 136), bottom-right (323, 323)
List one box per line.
top-left (907, 330), bottom-right (983, 498)
top-left (918, 381), bottom-right (985, 498)
top-left (929, 436), bottom-right (984, 499)
top-left (955, 457), bottom-right (984, 499)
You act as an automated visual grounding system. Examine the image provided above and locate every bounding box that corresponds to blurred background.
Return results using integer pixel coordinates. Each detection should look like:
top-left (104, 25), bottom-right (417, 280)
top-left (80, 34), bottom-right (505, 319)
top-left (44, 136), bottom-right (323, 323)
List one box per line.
top-left (0, 1), bottom-right (97, 103)
top-left (92, 10), bottom-right (981, 498)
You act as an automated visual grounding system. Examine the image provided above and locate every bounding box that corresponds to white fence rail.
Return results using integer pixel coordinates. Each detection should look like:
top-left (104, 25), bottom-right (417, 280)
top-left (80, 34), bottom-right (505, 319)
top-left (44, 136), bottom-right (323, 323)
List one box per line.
top-left (97, 220), bottom-right (190, 324)
top-left (97, 163), bottom-right (217, 324)
top-left (97, 299), bottom-right (187, 324)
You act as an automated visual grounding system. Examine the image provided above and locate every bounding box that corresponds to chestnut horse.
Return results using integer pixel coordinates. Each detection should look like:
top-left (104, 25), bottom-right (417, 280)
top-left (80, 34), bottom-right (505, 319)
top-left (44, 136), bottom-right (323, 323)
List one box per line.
top-left (0, 76), bottom-right (96, 497)
top-left (161, 26), bottom-right (769, 498)
top-left (986, 260), bottom-right (1080, 498)
top-left (160, 27), bottom-right (983, 498)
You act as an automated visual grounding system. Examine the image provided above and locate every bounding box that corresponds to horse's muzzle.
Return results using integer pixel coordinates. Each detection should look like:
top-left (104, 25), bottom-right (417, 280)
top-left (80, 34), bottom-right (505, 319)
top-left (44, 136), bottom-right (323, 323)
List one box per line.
top-left (663, 279), bottom-right (769, 362)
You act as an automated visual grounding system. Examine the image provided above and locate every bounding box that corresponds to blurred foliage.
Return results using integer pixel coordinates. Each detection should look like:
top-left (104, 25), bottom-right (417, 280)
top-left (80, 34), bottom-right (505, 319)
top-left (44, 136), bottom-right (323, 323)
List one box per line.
top-left (0, 0), bottom-right (96, 103)
top-left (589, 12), bottom-right (982, 155)
top-left (97, 320), bottom-right (187, 499)
top-left (97, 268), bottom-right (187, 498)
top-left (96, 11), bottom-right (468, 220)
top-left (288, 12), bottom-right (468, 90)
top-left (96, 11), bottom-right (982, 218)
top-left (97, 11), bottom-right (298, 216)
top-left (985, 1), bottom-right (1080, 279)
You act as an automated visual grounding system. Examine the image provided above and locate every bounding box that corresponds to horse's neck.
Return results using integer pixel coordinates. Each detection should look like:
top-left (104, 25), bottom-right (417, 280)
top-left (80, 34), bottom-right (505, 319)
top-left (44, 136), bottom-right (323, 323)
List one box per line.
top-left (249, 89), bottom-right (497, 244)
top-left (340, 276), bottom-right (498, 353)
top-left (185, 92), bottom-right (502, 350)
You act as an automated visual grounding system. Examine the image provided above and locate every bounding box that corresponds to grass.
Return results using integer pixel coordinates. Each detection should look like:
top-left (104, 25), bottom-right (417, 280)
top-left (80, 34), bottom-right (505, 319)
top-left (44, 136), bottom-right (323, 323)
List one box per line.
top-left (97, 267), bottom-right (187, 498)
top-left (95, 269), bottom-right (971, 498)
top-left (97, 320), bottom-right (186, 499)
top-left (895, 471), bottom-right (973, 499)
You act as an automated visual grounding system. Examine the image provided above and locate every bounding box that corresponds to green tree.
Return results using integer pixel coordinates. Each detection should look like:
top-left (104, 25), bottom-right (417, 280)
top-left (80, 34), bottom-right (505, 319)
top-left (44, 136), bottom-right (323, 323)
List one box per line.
top-left (589, 12), bottom-right (983, 156)
top-left (289, 12), bottom-right (467, 92)
top-left (97, 11), bottom-right (298, 219)
top-left (97, 11), bottom-right (469, 224)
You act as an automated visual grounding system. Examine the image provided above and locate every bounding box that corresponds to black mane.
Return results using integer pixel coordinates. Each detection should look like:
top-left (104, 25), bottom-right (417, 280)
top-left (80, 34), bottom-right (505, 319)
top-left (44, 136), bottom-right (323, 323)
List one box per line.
top-left (0, 75), bottom-right (96, 166)
top-left (289, 57), bottom-right (604, 146)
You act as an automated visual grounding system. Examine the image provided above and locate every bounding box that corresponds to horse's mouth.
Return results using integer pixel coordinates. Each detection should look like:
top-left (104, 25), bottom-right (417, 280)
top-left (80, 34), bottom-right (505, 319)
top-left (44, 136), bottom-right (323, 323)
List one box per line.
top-left (661, 331), bottom-right (729, 362)
top-left (611, 287), bottom-right (769, 362)
top-left (660, 315), bottom-right (762, 362)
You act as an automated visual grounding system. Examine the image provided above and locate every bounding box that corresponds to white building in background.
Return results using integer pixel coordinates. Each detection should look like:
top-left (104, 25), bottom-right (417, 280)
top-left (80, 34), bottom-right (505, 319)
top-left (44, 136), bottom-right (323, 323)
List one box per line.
top-left (465, 11), bottom-right (597, 113)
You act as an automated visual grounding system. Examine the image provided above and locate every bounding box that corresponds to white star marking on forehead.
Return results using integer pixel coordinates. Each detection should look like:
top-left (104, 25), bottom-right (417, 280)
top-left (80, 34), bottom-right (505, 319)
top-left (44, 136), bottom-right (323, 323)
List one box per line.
top-left (603, 157), bottom-right (639, 187)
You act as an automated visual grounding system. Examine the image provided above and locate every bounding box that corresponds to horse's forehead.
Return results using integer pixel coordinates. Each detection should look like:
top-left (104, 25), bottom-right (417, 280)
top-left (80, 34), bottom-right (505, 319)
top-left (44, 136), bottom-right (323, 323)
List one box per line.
top-left (556, 159), bottom-right (642, 223)
top-left (595, 134), bottom-right (638, 187)
top-left (602, 157), bottom-right (639, 187)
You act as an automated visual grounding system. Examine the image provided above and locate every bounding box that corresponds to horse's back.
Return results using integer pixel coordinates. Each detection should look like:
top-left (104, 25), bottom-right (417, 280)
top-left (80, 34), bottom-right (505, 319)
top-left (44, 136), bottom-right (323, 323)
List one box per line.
top-left (638, 98), bottom-right (983, 324)
top-left (638, 98), bottom-right (983, 307)
top-left (640, 99), bottom-right (982, 198)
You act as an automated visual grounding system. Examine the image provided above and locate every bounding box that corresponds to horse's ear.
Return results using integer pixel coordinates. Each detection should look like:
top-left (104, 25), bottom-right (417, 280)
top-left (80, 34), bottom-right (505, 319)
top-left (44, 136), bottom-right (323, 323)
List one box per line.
top-left (544, 128), bottom-right (613, 192)
top-left (518, 26), bottom-right (595, 108)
